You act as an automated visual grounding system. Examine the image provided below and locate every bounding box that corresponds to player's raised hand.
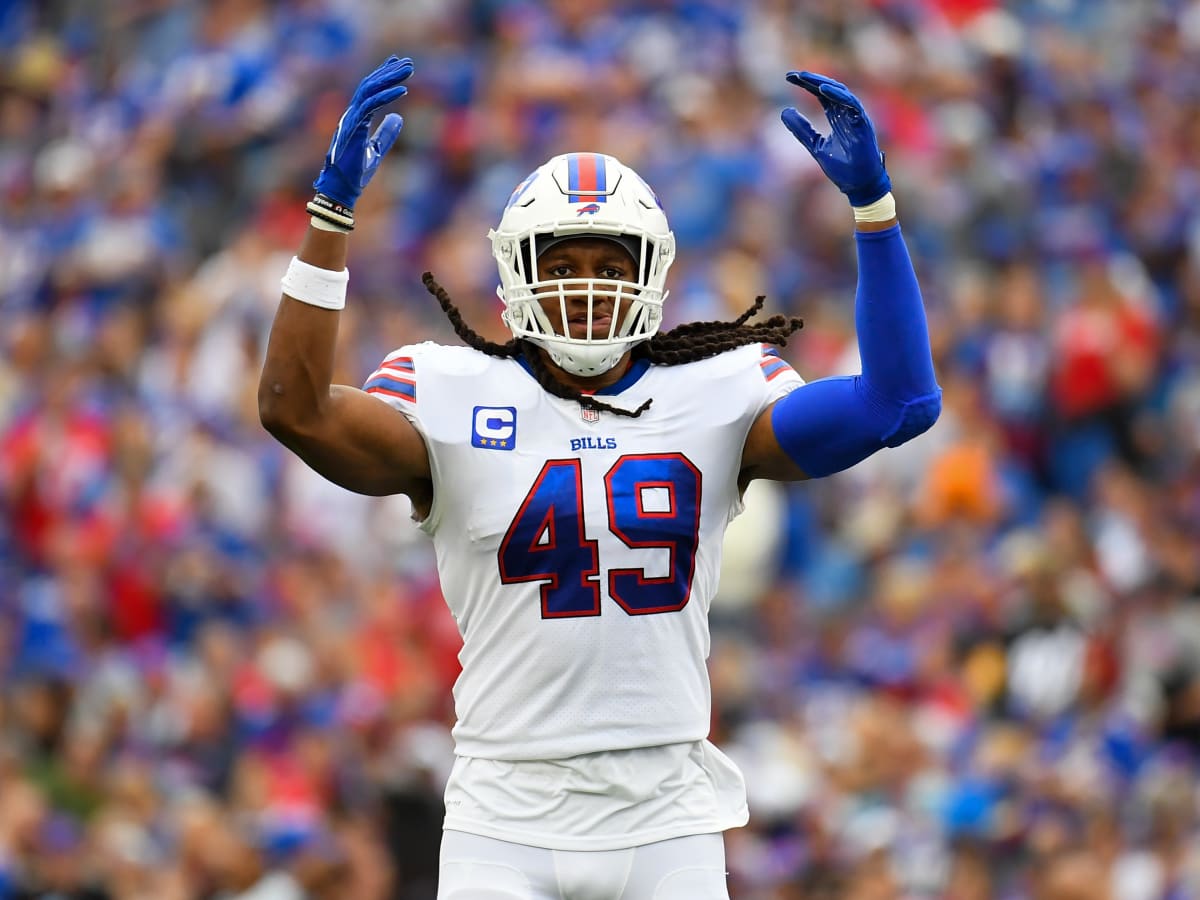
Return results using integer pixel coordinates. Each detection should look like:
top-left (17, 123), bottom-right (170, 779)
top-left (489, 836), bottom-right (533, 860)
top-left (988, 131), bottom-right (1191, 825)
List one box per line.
top-left (311, 55), bottom-right (413, 222)
top-left (781, 71), bottom-right (891, 207)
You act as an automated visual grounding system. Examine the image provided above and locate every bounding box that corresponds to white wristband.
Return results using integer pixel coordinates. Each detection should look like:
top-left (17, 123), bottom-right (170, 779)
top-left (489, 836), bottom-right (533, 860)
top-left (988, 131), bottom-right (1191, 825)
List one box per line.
top-left (852, 192), bottom-right (897, 223)
top-left (281, 256), bottom-right (349, 310)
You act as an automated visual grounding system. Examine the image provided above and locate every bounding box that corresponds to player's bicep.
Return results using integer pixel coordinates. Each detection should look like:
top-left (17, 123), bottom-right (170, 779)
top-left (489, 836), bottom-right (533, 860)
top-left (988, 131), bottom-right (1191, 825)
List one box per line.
top-left (740, 399), bottom-right (811, 484)
top-left (276, 383), bottom-right (432, 500)
top-left (744, 375), bottom-right (921, 484)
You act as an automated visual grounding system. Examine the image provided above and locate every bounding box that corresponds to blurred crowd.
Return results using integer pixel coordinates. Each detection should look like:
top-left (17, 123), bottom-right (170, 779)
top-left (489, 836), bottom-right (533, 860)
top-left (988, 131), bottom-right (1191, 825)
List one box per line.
top-left (1, 0), bottom-right (1199, 897)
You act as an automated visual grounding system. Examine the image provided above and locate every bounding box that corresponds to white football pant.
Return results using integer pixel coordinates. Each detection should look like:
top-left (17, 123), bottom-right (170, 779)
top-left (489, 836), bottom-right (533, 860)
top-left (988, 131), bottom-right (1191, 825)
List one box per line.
top-left (437, 830), bottom-right (729, 899)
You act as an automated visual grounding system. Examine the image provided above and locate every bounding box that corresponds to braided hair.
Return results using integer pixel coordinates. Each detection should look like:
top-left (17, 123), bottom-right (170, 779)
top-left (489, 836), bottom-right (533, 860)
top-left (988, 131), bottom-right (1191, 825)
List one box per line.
top-left (421, 272), bottom-right (804, 418)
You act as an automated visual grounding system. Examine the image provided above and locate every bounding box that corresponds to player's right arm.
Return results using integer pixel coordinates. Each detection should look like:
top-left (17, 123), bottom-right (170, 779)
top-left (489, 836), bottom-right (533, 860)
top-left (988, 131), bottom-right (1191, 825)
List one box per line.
top-left (259, 226), bottom-right (432, 501)
top-left (258, 56), bottom-right (433, 507)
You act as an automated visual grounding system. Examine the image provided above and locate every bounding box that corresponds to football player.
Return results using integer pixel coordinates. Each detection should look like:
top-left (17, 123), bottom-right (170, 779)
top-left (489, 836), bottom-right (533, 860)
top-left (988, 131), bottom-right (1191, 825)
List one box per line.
top-left (259, 55), bottom-right (940, 900)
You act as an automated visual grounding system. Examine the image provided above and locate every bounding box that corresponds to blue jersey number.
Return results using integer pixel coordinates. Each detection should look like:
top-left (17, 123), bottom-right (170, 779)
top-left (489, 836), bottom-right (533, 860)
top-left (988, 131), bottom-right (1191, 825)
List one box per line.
top-left (499, 454), bottom-right (702, 618)
top-left (498, 459), bottom-right (601, 618)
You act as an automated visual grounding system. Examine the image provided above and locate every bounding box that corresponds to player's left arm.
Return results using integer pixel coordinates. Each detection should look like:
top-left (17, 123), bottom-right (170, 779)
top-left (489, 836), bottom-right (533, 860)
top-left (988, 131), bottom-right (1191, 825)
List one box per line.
top-left (741, 71), bottom-right (941, 483)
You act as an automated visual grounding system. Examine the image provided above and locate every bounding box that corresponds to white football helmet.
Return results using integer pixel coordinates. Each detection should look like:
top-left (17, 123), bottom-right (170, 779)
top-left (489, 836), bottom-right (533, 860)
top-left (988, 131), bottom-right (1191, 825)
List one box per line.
top-left (489, 152), bottom-right (676, 377)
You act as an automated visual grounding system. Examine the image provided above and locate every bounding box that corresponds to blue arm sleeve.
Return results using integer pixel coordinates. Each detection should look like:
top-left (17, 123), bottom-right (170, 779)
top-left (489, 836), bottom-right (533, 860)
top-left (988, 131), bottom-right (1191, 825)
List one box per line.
top-left (771, 224), bottom-right (941, 478)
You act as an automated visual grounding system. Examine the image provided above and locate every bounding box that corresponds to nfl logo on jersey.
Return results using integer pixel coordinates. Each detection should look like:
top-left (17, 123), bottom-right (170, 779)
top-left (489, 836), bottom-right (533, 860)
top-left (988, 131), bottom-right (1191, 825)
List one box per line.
top-left (581, 407), bottom-right (600, 423)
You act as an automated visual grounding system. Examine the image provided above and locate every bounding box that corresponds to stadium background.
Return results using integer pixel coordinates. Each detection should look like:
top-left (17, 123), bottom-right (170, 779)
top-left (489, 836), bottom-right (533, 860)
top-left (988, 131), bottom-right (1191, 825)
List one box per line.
top-left (1, 0), bottom-right (1199, 897)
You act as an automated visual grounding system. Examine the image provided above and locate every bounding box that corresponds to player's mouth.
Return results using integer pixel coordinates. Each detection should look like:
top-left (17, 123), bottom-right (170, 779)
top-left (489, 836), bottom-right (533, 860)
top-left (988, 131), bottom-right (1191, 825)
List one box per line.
top-left (567, 313), bottom-right (612, 339)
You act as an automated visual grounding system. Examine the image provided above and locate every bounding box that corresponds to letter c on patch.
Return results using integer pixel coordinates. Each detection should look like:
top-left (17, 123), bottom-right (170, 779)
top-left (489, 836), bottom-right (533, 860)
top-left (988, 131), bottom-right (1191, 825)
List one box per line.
top-left (475, 408), bottom-right (514, 439)
top-left (471, 405), bottom-right (518, 449)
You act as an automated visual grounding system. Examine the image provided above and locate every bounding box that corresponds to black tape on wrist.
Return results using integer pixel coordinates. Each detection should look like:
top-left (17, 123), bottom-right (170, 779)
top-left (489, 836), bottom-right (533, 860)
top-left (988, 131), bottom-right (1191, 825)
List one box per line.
top-left (307, 193), bottom-right (355, 230)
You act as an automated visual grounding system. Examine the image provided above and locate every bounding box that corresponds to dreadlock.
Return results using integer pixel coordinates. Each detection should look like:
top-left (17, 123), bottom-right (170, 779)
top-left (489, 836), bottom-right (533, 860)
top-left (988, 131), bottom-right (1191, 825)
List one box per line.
top-left (421, 272), bottom-right (804, 418)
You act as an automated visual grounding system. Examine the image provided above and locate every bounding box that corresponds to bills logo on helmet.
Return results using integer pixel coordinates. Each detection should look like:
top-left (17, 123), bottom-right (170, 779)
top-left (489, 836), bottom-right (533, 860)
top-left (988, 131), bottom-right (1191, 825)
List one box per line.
top-left (576, 203), bottom-right (601, 216)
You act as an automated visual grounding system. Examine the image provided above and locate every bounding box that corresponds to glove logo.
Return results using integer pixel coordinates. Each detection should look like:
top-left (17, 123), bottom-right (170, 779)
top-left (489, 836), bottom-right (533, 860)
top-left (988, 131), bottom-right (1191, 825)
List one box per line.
top-left (576, 203), bottom-right (602, 216)
top-left (472, 406), bottom-right (517, 450)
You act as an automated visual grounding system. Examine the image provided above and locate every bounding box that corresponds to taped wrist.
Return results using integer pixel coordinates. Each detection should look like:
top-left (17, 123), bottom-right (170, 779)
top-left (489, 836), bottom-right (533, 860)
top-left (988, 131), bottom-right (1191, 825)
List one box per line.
top-left (307, 193), bottom-right (355, 232)
top-left (310, 216), bottom-right (350, 234)
top-left (852, 192), bottom-right (896, 223)
top-left (281, 256), bottom-right (348, 310)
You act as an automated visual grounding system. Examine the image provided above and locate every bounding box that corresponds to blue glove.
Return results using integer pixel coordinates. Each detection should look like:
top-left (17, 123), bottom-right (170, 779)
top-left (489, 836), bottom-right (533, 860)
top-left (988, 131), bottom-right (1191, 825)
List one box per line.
top-left (313, 55), bottom-right (413, 209)
top-left (781, 71), bottom-right (891, 207)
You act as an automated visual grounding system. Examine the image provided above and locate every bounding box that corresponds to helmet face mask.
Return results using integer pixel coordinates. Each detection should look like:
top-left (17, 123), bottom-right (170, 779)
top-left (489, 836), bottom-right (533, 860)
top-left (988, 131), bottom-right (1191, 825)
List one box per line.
top-left (489, 153), bottom-right (676, 377)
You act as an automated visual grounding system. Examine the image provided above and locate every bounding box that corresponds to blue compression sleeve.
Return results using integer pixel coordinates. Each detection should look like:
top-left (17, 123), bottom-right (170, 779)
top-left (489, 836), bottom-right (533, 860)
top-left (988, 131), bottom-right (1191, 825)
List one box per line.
top-left (771, 224), bottom-right (941, 478)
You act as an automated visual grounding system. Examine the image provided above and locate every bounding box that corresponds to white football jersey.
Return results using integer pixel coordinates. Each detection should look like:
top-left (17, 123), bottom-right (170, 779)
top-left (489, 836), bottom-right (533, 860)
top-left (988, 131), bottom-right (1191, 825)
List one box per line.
top-left (363, 341), bottom-right (802, 762)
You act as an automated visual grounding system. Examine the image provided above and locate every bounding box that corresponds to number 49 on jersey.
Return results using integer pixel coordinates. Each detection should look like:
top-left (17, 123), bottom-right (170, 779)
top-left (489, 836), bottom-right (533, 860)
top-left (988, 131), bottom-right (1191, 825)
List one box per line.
top-left (498, 454), bottom-right (701, 619)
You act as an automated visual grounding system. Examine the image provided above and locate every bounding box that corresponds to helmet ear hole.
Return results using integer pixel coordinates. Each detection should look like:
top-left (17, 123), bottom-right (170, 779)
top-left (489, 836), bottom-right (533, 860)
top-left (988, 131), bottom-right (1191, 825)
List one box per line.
top-left (490, 153), bottom-right (676, 377)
